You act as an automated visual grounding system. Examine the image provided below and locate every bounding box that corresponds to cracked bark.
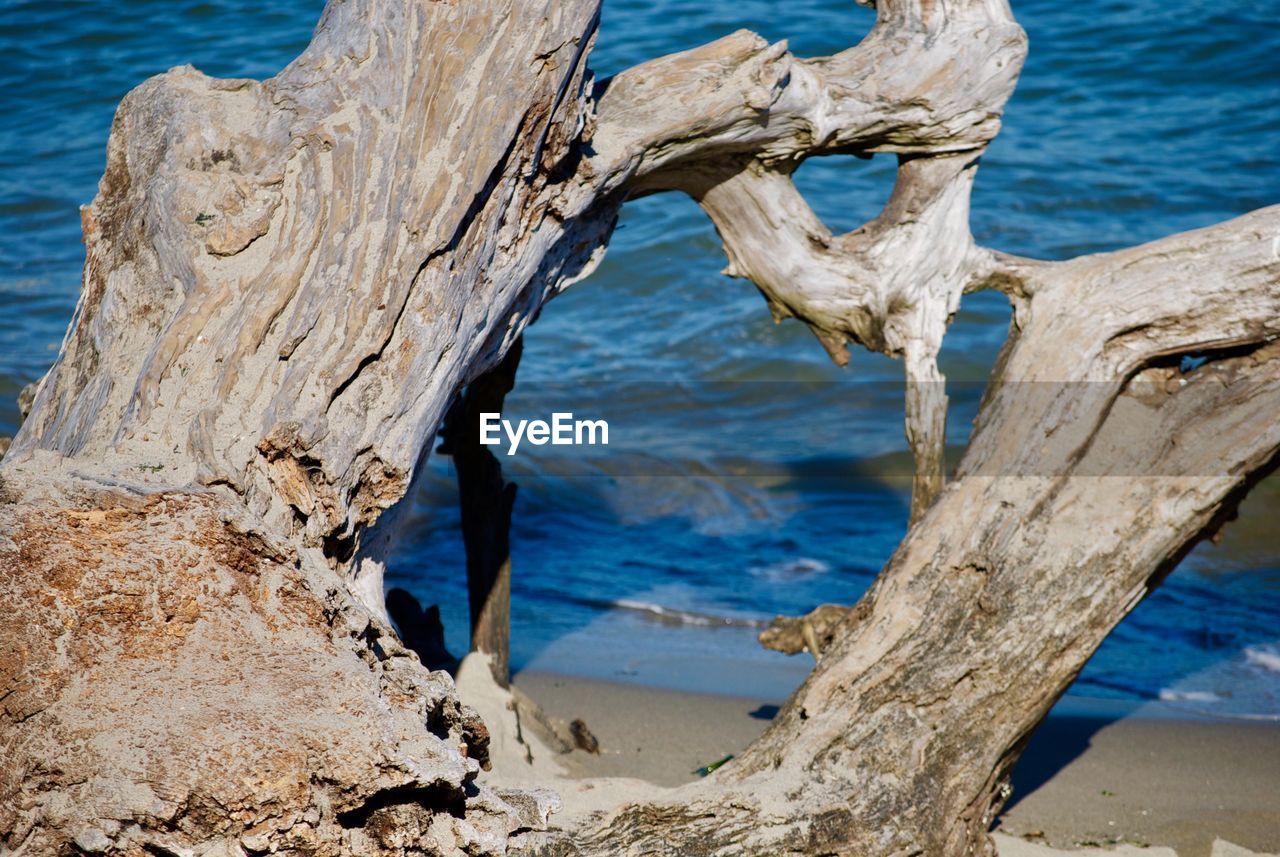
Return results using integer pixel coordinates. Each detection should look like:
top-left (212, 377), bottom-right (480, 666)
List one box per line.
top-left (2, 0), bottom-right (1277, 855)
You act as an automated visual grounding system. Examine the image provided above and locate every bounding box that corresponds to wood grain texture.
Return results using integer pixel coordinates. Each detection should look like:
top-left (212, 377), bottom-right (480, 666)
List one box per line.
top-left (9, 0), bottom-right (604, 619)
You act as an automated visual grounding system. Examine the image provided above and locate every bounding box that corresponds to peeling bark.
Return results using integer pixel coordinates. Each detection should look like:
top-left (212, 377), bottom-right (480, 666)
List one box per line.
top-left (2, 0), bottom-right (1277, 854)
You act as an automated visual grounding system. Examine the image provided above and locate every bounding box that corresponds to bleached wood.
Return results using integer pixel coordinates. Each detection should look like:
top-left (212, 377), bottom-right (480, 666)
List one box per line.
top-left (2, 0), bottom-right (1277, 854)
top-left (544, 210), bottom-right (1280, 857)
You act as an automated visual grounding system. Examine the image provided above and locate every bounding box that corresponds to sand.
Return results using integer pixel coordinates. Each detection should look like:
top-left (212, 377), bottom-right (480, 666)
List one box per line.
top-left (468, 667), bottom-right (1280, 857)
top-left (996, 701), bottom-right (1280, 857)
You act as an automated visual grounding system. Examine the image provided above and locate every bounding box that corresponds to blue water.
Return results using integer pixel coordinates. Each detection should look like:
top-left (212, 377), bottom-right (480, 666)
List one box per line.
top-left (1, 1), bottom-right (1278, 718)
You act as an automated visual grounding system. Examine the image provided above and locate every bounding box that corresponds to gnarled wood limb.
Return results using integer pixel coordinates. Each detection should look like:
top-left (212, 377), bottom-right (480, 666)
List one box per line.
top-left (684, 154), bottom-right (977, 517)
top-left (587, 1), bottom-right (1026, 517)
top-left (592, 1), bottom-right (1026, 185)
top-left (539, 209), bottom-right (1280, 857)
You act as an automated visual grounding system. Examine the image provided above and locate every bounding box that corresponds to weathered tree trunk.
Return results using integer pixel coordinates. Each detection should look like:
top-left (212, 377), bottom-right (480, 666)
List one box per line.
top-left (2, 1), bottom-right (604, 852)
top-left (2, 0), bottom-right (1277, 855)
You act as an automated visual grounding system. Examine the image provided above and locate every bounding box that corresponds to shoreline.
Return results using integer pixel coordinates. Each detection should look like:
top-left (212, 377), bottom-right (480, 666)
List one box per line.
top-left (507, 669), bottom-right (1280, 857)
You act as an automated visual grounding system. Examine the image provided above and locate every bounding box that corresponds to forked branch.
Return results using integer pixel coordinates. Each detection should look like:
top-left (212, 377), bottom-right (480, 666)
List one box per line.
top-left (589, 0), bottom-right (1028, 518)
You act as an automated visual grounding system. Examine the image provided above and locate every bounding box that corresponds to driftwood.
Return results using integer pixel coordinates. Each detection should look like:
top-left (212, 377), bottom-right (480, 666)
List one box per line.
top-left (758, 604), bottom-right (856, 659)
top-left (438, 339), bottom-right (524, 688)
top-left (2, 0), bottom-right (1277, 855)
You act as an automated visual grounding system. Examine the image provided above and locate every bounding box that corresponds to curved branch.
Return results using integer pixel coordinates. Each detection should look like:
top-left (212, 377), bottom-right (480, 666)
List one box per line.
top-left (537, 210), bottom-right (1280, 857)
top-left (519, 4), bottom-right (1280, 856)
top-left (586, 1), bottom-right (1028, 516)
top-left (962, 205), bottom-right (1280, 482)
top-left (685, 154), bottom-right (979, 515)
top-left (592, 1), bottom-right (1027, 190)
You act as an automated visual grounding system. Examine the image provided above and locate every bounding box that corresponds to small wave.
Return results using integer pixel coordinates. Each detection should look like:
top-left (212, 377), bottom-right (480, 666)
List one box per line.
top-left (1148, 641), bottom-right (1280, 721)
top-left (1244, 644), bottom-right (1280, 674)
top-left (750, 557), bottom-right (831, 581)
top-left (609, 599), bottom-right (768, 629)
top-left (1158, 689), bottom-right (1222, 704)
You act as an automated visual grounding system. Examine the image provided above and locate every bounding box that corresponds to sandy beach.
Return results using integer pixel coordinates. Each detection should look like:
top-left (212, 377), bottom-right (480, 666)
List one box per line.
top-left (506, 670), bottom-right (1280, 857)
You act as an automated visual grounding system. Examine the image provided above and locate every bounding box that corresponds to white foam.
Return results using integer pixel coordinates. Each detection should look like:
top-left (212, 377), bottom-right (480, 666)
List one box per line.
top-left (1158, 689), bottom-right (1222, 703)
top-left (750, 557), bottom-right (831, 580)
top-left (609, 598), bottom-right (765, 629)
top-left (1152, 641), bottom-right (1280, 721)
top-left (1244, 644), bottom-right (1280, 674)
